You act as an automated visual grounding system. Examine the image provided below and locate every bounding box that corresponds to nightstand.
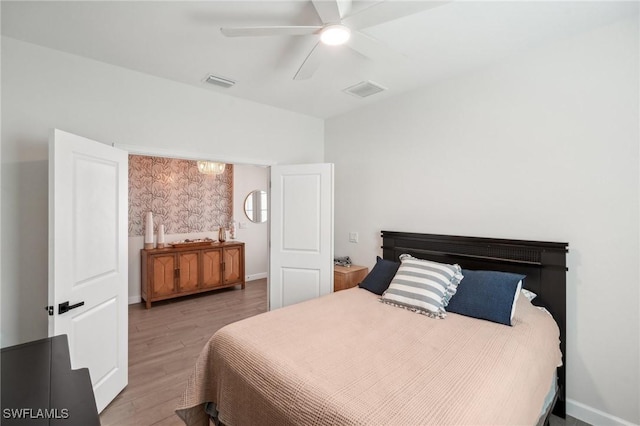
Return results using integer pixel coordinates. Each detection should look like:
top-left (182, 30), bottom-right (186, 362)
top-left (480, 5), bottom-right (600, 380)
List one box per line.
top-left (334, 265), bottom-right (369, 292)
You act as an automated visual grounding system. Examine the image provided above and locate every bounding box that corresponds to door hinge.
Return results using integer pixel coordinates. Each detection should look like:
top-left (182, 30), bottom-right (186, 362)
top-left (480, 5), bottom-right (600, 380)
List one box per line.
top-left (45, 306), bottom-right (54, 316)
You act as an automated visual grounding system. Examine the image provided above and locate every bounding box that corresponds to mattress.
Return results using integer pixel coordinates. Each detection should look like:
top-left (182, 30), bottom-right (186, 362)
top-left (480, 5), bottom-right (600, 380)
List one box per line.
top-left (176, 287), bottom-right (562, 426)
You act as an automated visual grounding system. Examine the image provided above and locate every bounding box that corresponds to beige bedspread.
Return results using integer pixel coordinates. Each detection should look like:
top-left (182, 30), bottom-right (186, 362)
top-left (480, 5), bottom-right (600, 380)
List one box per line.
top-left (176, 287), bottom-right (561, 426)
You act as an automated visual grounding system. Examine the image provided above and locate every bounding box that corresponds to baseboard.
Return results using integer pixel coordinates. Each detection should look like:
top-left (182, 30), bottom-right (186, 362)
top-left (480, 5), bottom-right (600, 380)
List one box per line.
top-left (567, 399), bottom-right (638, 426)
top-left (246, 272), bottom-right (267, 282)
top-left (128, 295), bottom-right (141, 305)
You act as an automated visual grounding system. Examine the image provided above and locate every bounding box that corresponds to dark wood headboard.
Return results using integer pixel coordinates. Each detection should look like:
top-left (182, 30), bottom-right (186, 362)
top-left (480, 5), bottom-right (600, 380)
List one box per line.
top-left (381, 231), bottom-right (568, 417)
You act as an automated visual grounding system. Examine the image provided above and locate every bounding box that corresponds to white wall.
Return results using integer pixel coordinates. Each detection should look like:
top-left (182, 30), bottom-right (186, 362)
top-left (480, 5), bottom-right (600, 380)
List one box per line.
top-left (233, 164), bottom-right (269, 281)
top-left (1, 36), bottom-right (323, 347)
top-left (326, 16), bottom-right (639, 426)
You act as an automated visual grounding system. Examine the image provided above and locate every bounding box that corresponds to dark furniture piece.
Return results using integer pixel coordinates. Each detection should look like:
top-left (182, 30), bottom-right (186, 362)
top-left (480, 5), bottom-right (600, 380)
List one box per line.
top-left (381, 230), bottom-right (568, 419)
top-left (1, 334), bottom-right (100, 425)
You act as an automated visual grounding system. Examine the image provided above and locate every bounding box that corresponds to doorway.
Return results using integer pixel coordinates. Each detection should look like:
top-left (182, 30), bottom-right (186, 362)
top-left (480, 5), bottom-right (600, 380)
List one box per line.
top-left (126, 154), bottom-right (270, 307)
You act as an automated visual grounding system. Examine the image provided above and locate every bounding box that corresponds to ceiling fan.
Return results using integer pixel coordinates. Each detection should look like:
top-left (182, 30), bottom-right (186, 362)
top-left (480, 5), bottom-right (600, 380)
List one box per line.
top-left (220, 0), bottom-right (441, 80)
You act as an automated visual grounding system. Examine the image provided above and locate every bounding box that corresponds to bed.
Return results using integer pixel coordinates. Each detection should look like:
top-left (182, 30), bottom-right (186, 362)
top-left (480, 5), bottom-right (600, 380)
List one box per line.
top-left (176, 231), bottom-right (568, 426)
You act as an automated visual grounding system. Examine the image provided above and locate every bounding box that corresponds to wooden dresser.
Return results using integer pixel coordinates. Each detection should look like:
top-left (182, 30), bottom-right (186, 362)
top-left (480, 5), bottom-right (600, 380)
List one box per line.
top-left (141, 241), bottom-right (245, 308)
top-left (334, 264), bottom-right (369, 292)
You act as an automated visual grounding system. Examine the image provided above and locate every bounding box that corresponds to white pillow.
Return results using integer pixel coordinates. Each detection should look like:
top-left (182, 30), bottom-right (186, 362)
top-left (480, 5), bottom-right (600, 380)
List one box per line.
top-left (510, 280), bottom-right (523, 322)
top-left (521, 288), bottom-right (537, 302)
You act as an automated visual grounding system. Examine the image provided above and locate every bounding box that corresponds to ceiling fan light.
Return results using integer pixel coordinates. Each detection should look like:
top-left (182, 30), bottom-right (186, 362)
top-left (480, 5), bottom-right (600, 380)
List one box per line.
top-left (197, 161), bottom-right (226, 175)
top-left (320, 25), bottom-right (350, 46)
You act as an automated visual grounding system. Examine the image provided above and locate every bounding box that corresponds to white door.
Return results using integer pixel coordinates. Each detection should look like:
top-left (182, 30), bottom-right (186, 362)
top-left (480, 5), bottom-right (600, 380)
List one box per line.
top-left (270, 163), bottom-right (334, 309)
top-left (48, 129), bottom-right (128, 412)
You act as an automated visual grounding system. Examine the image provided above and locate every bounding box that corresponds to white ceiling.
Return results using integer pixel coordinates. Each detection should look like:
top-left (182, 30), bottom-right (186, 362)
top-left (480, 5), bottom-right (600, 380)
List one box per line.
top-left (2, 1), bottom-right (636, 119)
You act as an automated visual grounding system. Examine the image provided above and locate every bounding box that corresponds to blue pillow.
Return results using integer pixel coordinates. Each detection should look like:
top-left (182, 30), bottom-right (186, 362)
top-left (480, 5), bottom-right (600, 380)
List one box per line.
top-left (358, 256), bottom-right (400, 295)
top-left (446, 269), bottom-right (525, 326)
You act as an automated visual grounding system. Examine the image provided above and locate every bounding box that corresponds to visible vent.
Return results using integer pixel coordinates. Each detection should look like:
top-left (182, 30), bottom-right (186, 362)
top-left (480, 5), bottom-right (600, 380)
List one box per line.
top-left (204, 74), bottom-right (236, 89)
top-left (343, 80), bottom-right (387, 98)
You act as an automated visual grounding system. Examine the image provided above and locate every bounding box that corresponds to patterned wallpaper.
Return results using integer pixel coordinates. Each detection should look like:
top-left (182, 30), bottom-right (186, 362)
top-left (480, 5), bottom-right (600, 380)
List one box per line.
top-left (129, 155), bottom-right (233, 236)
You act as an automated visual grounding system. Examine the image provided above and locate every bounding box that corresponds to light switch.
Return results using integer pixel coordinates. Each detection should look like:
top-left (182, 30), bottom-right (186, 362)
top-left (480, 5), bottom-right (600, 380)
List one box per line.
top-left (349, 232), bottom-right (359, 243)
top-left (239, 222), bottom-right (248, 229)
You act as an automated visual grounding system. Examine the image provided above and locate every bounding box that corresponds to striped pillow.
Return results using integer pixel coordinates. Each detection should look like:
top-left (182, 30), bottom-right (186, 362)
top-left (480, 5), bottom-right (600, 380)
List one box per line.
top-left (380, 254), bottom-right (463, 318)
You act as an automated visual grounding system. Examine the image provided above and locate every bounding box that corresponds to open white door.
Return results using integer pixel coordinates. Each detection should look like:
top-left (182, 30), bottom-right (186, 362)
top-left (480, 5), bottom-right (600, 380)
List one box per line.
top-left (270, 163), bottom-right (334, 310)
top-left (48, 129), bottom-right (128, 412)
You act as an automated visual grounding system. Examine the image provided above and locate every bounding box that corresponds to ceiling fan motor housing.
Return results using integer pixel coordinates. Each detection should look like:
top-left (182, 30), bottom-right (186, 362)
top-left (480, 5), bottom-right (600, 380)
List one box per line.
top-left (320, 24), bottom-right (351, 45)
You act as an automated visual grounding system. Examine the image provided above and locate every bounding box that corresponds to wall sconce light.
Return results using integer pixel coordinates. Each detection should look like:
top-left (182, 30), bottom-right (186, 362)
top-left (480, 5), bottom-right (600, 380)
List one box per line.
top-left (197, 161), bottom-right (226, 175)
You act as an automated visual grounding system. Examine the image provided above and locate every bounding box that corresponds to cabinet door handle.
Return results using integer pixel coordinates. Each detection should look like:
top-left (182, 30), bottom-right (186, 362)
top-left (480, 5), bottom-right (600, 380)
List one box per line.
top-left (174, 268), bottom-right (180, 278)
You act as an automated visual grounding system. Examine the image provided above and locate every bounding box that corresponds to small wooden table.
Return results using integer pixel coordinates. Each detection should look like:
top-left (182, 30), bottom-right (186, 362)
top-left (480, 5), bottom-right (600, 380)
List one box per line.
top-left (334, 264), bottom-right (369, 292)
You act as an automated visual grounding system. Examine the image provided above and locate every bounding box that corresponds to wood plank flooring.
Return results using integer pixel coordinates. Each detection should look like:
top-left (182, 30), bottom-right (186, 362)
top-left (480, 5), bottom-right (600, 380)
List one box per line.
top-left (100, 279), bottom-right (268, 426)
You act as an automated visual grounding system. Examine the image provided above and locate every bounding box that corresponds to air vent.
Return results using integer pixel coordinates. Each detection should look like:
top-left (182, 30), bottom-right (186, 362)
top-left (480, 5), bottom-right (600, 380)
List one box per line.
top-left (343, 80), bottom-right (387, 98)
top-left (203, 74), bottom-right (236, 89)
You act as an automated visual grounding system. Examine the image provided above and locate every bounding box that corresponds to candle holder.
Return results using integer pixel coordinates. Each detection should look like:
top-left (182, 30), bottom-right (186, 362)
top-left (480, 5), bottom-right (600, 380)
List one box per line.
top-left (156, 224), bottom-right (166, 249)
top-left (144, 211), bottom-right (155, 249)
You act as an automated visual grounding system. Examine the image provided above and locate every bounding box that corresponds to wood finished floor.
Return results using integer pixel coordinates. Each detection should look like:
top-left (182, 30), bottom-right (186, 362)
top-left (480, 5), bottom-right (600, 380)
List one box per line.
top-left (100, 279), bottom-right (268, 426)
top-left (101, 278), bottom-right (586, 426)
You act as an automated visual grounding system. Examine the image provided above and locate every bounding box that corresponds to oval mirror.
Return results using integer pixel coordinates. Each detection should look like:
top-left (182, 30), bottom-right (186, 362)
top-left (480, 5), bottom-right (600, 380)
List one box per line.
top-left (244, 190), bottom-right (267, 223)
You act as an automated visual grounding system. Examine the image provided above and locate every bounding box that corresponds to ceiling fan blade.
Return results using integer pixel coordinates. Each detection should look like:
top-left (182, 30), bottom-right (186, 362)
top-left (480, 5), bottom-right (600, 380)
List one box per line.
top-left (311, 0), bottom-right (342, 23)
top-left (294, 42), bottom-right (328, 80)
top-left (347, 31), bottom-right (407, 63)
top-left (221, 26), bottom-right (322, 37)
top-left (343, 1), bottom-right (450, 30)
top-left (337, 0), bottom-right (353, 19)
